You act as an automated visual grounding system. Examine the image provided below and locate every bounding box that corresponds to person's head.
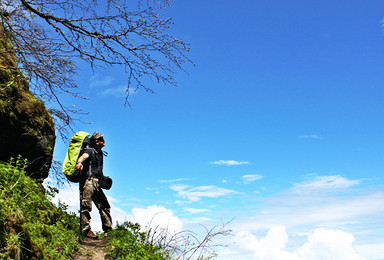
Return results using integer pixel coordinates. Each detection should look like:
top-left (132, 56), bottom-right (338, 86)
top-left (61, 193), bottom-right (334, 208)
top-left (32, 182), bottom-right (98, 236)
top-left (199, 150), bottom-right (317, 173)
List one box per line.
top-left (90, 131), bottom-right (105, 150)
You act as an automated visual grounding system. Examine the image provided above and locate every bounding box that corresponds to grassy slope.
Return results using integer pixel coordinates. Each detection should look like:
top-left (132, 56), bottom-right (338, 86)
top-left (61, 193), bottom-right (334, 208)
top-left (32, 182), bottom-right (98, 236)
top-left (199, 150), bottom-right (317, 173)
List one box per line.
top-left (0, 158), bottom-right (79, 259)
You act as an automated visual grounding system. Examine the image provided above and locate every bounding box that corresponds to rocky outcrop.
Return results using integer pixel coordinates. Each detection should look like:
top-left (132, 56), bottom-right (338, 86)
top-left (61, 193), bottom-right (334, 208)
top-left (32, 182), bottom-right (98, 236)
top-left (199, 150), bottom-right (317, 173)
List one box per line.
top-left (0, 25), bottom-right (55, 180)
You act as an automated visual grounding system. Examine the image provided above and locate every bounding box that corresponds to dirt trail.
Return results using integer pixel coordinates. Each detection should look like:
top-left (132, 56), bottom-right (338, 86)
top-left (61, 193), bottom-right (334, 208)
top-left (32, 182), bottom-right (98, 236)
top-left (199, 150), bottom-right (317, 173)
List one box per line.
top-left (72, 237), bottom-right (107, 260)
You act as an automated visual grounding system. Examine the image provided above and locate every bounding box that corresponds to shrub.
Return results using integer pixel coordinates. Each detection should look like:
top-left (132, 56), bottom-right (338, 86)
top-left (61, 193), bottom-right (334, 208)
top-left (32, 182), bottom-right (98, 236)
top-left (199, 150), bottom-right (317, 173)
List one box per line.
top-left (105, 221), bottom-right (171, 260)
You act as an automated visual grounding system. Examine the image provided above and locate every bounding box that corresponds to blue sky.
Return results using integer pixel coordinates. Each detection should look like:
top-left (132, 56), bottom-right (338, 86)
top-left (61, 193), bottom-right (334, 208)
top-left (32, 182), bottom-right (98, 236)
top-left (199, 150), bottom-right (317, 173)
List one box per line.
top-left (47, 0), bottom-right (384, 259)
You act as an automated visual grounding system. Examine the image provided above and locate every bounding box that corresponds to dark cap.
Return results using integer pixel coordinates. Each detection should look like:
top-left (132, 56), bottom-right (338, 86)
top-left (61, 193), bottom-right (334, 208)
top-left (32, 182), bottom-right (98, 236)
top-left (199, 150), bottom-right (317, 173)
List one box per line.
top-left (91, 131), bottom-right (104, 140)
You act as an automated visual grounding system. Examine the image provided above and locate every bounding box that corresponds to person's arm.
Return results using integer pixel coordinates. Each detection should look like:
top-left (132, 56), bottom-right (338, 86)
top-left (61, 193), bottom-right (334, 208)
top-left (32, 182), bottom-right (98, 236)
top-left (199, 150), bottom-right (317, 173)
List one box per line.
top-left (75, 153), bottom-right (90, 171)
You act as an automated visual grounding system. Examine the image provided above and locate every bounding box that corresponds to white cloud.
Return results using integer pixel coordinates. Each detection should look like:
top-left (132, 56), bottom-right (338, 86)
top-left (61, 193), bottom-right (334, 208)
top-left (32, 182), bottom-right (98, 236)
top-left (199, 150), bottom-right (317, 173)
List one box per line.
top-left (217, 227), bottom-right (365, 260)
top-left (185, 208), bottom-right (211, 214)
top-left (109, 203), bottom-right (131, 229)
top-left (91, 204), bottom-right (184, 234)
top-left (298, 228), bottom-right (365, 260)
top-left (210, 160), bottom-right (250, 166)
top-left (170, 184), bottom-right (238, 202)
top-left (355, 244), bottom-right (384, 260)
top-left (130, 205), bottom-right (183, 234)
top-left (158, 178), bottom-right (195, 183)
top-left (89, 74), bottom-right (114, 88)
top-left (171, 184), bottom-right (189, 192)
top-left (49, 183), bottom-right (79, 214)
top-left (217, 227), bottom-right (300, 260)
top-left (293, 175), bottom-right (360, 192)
top-left (242, 174), bottom-right (263, 183)
top-left (188, 217), bottom-right (217, 224)
top-left (85, 204), bottom-right (183, 234)
top-left (99, 85), bottom-right (127, 97)
top-left (233, 191), bottom-right (384, 233)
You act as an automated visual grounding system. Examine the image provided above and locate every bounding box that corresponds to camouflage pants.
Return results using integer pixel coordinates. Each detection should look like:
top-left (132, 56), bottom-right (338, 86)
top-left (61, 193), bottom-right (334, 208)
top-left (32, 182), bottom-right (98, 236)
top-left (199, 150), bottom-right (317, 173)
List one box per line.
top-left (80, 177), bottom-right (112, 233)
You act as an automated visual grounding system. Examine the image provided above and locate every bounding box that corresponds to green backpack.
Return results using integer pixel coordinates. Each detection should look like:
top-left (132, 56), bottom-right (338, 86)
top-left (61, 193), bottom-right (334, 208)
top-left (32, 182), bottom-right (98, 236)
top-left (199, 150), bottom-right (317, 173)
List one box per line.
top-left (62, 131), bottom-right (91, 182)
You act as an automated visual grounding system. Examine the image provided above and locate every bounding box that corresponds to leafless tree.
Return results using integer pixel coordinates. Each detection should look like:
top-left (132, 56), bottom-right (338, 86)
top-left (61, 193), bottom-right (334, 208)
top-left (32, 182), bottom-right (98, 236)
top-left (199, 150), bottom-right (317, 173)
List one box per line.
top-left (0, 0), bottom-right (192, 136)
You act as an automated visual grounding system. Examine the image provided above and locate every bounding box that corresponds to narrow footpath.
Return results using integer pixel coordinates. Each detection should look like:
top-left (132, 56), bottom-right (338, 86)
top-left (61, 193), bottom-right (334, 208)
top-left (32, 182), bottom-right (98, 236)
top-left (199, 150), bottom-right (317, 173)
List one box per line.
top-left (72, 237), bottom-right (107, 260)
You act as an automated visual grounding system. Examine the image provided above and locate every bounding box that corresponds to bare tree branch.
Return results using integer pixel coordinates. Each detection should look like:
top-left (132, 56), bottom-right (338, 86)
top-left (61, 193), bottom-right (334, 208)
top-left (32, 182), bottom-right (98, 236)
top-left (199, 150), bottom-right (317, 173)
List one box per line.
top-left (0, 0), bottom-right (192, 136)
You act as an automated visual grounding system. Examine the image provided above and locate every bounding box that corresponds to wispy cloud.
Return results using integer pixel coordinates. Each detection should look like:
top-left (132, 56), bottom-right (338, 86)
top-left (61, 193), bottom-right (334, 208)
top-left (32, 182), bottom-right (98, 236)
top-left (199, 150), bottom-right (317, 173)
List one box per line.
top-left (170, 184), bottom-right (238, 202)
top-left (185, 208), bottom-right (211, 214)
top-left (99, 85), bottom-right (138, 98)
top-left (99, 85), bottom-right (127, 98)
top-left (210, 160), bottom-right (250, 166)
top-left (159, 178), bottom-right (195, 183)
top-left (232, 176), bottom-right (381, 233)
top-left (292, 175), bottom-right (360, 192)
top-left (89, 74), bottom-right (114, 88)
top-left (242, 174), bottom-right (263, 184)
top-left (299, 134), bottom-right (321, 139)
top-left (171, 184), bottom-right (189, 192)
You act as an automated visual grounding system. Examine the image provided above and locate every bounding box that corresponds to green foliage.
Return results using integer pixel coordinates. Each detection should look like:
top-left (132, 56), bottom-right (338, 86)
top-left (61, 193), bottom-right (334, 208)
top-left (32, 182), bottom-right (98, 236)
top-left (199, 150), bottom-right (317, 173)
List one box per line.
top-left (0, 158), bottom-right (79, 259)
top-left (105, 222), bottom-right (171, 260)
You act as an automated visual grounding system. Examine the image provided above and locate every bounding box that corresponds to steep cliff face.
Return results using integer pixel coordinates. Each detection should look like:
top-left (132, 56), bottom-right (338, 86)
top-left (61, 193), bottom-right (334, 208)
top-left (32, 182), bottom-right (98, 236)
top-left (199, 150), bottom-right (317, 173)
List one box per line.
top-left (0, 25), bottom-right (55, 180)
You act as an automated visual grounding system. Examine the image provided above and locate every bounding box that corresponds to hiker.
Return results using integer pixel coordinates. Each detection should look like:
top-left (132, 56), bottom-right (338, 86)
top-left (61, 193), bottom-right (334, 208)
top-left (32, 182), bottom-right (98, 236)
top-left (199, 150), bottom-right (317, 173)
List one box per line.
top-left (75, 131), bottom-right (112, 239)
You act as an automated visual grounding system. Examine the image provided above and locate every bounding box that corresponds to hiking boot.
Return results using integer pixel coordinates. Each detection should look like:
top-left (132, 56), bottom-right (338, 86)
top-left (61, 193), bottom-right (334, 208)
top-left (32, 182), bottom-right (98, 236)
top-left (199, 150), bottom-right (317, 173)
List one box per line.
top-left (85, 230), bottom-right (98, 239)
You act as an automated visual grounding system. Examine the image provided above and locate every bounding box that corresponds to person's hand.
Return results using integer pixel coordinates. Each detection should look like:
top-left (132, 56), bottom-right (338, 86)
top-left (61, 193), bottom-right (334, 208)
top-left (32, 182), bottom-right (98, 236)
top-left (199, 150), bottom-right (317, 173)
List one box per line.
top-left (76, 162), bottom-right (83, 171)
top-left (75, 153), bottom-right (89, 171)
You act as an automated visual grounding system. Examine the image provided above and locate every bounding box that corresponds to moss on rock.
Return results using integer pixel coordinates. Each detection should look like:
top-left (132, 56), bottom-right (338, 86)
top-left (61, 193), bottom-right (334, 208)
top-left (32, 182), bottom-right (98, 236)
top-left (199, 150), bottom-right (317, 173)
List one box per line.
top-left (0, 24), bottom-right (55, 180)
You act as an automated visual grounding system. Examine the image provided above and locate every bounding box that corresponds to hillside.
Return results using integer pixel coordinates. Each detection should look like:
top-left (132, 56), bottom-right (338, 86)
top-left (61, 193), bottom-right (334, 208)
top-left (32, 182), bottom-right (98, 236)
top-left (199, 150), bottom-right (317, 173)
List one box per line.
top-left (0, 158), bottom-right (79, 259)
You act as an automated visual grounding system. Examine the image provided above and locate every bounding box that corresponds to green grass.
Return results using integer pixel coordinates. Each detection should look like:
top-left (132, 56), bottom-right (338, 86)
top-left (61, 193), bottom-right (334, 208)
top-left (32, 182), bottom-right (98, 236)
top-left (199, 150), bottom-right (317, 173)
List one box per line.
top-left (105, 222), bottom-right (171, 260)
top-left (0, 158), bottom-right (79, 259)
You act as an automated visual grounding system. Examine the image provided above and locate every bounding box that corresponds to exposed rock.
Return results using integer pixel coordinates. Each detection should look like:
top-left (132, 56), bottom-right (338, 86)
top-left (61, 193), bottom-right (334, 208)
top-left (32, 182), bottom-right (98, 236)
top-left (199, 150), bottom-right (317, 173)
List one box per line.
top-left (0, 25), bottom-right (55, 180)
